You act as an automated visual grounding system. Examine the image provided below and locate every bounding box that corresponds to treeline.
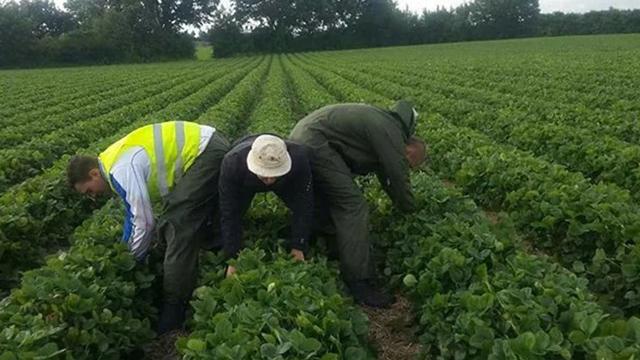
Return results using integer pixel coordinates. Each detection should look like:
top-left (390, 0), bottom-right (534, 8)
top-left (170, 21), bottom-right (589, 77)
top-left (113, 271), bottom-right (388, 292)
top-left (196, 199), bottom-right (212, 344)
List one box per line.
top-left (0, 0), bottom-right (216, 67)
top-left (2, 0), bottom-right (639, 67)
top-left (207, 0), bottom-right (640, 57)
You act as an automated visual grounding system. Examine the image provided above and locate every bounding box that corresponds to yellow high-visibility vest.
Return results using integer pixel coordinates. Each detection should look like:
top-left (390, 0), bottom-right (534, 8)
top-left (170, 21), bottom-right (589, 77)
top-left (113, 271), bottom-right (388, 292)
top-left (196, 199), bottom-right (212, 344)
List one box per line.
top-left (99, 121), bottom-right (202, 199)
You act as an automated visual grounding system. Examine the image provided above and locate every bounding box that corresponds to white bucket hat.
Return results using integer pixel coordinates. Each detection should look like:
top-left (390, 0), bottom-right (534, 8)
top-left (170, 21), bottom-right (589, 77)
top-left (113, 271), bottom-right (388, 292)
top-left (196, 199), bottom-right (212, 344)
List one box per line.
top-left (246, 134), bottom-right (292, 178)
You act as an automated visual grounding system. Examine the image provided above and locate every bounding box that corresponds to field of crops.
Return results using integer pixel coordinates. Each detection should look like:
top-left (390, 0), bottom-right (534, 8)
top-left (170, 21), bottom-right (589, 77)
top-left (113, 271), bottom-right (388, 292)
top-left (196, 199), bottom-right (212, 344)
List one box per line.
top-left (1, 33), bottom-right (640, 359)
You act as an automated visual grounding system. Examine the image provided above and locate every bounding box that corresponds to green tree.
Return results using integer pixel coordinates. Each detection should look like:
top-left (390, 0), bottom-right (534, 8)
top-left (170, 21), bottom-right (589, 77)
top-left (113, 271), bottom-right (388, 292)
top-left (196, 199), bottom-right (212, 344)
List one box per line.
top-left (66, 0), bottom-right (219, 31)
top-left (469, 0), bottom-right (540, 38)
top-left (17, 0), bottom-right (75, 38)
top-left (0, 3), bottom-right (37, 65)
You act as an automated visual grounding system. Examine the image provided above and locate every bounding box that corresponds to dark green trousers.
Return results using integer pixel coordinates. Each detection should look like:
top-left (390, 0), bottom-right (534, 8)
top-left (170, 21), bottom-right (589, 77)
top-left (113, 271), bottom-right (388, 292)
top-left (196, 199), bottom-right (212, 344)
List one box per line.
top-left (292, 136), bottom-right (374, 282)
top-left (159, 132), bottom-right (229, 305)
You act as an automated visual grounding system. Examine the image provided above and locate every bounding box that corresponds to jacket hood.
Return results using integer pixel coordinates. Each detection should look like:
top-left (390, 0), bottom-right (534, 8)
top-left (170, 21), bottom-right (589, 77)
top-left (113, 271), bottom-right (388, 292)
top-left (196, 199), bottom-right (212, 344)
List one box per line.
top-left (389, 100), bottom-right (417, 138)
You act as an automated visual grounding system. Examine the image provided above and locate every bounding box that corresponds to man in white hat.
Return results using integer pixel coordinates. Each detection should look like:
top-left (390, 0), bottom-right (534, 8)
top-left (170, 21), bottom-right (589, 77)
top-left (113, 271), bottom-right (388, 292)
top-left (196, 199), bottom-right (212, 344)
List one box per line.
top-left (219, 134), bottom-right (313, 276)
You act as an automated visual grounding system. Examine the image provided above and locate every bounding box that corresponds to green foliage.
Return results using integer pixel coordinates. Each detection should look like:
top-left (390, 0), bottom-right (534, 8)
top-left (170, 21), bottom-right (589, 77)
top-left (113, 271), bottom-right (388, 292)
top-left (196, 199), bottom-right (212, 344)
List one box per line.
top-left (469, 0), bottom-right (540, 38)
top-left (3, 34), bottom-right (640, 360)
top-left (206, 0), bottom-right (639, 56)
top-left (296, 44), bottom-right (640, 314)
top-left (195, 44), bottom-right (213, 60)
top-left (283, 43), bottom-right (640, 358)
top-left (180, 57), bottom-right (375, 358)
top-left (178, 249), bottom-right (373, 359)
top-left (0, 58), bottom-right (258, 290)
top-left (247, 56), bottom-right (295, 134)
top-left (420, 117), bottom-right (640, 312)
top-left (0, 201), bottom-right (156, 359)
top-left (194, 56), bottom-right (271, 137)
top-left (372, 172), bottom-right (640, 359)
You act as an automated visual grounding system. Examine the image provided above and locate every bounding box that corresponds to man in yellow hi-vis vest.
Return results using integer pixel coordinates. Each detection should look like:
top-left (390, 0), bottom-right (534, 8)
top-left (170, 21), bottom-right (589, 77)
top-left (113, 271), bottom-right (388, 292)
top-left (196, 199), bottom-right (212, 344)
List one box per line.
top-left (67, 121), bottom-right (230, 334)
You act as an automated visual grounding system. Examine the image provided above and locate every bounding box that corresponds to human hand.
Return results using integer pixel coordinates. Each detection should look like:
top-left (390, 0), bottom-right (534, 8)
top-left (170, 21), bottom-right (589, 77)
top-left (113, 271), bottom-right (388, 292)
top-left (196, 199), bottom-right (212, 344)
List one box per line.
top-left (225, 265), bottom-right (237, 277)
top-left (290, 249), bottom-right (305, 262)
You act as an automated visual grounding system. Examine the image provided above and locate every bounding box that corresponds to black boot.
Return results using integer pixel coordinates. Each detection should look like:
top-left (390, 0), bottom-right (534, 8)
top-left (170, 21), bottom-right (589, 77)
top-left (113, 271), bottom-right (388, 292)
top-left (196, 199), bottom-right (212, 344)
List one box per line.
top-left (347, 280), bottom-right (395, 308)
top-left (157, 302), bottom-right (187, 335)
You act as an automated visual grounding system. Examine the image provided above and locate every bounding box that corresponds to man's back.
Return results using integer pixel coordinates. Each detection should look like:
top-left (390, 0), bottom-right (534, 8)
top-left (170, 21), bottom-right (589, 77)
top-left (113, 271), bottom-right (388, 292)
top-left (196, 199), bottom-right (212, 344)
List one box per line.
top-left (291, 103), bottom-right (407, 175)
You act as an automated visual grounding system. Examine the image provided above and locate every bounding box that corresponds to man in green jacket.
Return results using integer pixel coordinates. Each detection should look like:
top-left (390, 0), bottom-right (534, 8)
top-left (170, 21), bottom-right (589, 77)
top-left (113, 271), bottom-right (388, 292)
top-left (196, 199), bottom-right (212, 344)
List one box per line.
top-left (290, 100), bottom-right (426, 308)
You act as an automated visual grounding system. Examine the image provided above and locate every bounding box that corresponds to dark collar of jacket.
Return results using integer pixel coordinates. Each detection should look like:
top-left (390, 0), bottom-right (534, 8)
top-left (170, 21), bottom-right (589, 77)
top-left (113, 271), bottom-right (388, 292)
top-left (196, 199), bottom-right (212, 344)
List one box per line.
top-left (388, 100), bottom-right (416, 139)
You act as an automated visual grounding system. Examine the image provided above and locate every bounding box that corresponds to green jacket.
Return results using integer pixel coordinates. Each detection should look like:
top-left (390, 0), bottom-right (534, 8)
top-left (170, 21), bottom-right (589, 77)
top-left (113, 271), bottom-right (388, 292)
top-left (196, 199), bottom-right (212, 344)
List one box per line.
top-left (290, 100), bottom-right (417, 212)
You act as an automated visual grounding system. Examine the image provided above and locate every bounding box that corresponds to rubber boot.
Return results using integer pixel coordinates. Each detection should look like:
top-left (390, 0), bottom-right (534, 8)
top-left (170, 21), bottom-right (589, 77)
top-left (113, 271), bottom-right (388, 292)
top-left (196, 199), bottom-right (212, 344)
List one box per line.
top-left (347, 280), bottom-right (395, 308)
top-left (157, 302), bottom-right (187, 335)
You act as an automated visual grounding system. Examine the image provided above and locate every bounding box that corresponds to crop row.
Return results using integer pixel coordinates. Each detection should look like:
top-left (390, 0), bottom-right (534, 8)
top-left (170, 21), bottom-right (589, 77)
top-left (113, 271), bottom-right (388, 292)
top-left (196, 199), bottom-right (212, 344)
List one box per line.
top-left (309, 37), bottom-right (640, 103)
top-left (0, 54), bottom-right (374, 359)
top-left (287, 52), bottom-right (640, 358)
top-left (0, 199), bottom-right (158, 359)
top-left (311, 53), bottom-right (639, 112)
top-left (380, 61), bottom-right (640, 142)
top-left (373, 172), bottom-right (640, 359)
top-left (0, 62), bottom-right (206, 119)
top-left (181, 249), bottom-right (373, 359)
top-left (302, 54), bottom-right (640, 144)
top-left (179, 54), bottom-right (376, 359)
top-left (0, 62), bottom-right (208, 127)
top-left (0, 57), bottom-right (263, 291)
top-left (1, 72), bottom-right (124, 119)
top-left (287, 56), bottom-right (640, 313)
top-left (280, 56), bottom-right (337, 118)
top-left (0, 56), bottom-right (275, 358)
top-left (246, 56), bottom-right (295, 134)
top-left (193, 56), bottom-right (272, 137)
top-left (420, 117), bottom-right (640, 313)
top-left (299, 55), bottom-right (640, 202)
top-left (0, 70), bottom-right (198, 149)
top-left (0, 71), bottom-right (159, 128)
top-left (0, 58), bottom-right (249, 194)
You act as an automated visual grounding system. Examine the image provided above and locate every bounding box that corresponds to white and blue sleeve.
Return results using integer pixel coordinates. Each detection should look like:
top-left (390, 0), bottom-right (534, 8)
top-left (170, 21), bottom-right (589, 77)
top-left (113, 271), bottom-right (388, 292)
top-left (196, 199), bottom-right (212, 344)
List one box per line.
top-left (109, 148), bottom-right (155, 260)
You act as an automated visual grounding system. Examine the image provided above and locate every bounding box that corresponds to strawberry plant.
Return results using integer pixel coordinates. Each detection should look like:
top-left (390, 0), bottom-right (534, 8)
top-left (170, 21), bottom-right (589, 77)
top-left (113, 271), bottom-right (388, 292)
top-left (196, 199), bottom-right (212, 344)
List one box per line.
top-left (371, 172), bottom-right (640, 359)
top-left (0, 201), bottom-right (157, 359)
top-left (179, 249), bottom-right (373, 360)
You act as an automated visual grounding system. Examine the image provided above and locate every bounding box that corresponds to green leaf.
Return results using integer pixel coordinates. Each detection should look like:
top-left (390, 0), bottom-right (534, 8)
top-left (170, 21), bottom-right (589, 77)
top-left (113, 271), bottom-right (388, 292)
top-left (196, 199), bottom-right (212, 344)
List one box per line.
top-left (469, 326), bottom-right (494, 349)
top-left (187, 338), bottom-right (207, 352)
top-left (628, 317), bottom-right (640, 338)
top-left (604, 336), bottom-right (625, 352)
top-left (569, 330), bottom-right (587, 345)
top-left (0, 352), bottom-right (17, 360)
top-left (35, 342), bottom-right (66, 359)
top-left (403, 274), bottom-right (418, 287)
top-left (512, 332), bottom-right (536, 355)
top-left (320, 354), bottom-right (339, 360)
top-left (345, 347), bottom-right (368, 360)
top-left (260, 343), bottom-right (278, 358)
top-left (533, 331), bottom-right (550, 353)
top-left (572, 261), bottom-right (585, 273)
top-left (548, 327), bottom-right (564, 346)
top-left (300, 338), bottom-right (322, 353)
top-left (277, 342), bottom-right (292, 355)
top-left (578, 315), bottom-right (599, 336)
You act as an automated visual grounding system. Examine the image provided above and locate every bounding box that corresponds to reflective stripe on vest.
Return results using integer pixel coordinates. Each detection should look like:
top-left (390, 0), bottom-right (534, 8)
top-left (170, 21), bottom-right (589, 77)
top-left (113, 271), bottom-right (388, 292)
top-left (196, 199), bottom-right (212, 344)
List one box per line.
top-left (99, 121), bottom-right (202, 199)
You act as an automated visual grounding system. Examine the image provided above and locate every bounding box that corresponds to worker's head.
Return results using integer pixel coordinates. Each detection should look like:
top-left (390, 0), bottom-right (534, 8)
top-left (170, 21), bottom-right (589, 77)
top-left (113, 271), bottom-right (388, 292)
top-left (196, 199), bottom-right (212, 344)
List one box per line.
top-left (405, 136), bottom-right (427, 169)
top-left (67, 155), bottom-right (109, 198)
top-left (247, 134), bottom-right (292, 186)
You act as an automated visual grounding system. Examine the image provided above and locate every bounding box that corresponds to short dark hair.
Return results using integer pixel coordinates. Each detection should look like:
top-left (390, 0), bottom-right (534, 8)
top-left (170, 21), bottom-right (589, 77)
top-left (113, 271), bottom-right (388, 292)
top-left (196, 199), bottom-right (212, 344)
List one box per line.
top-left (407, 136), bottom-right (429, 164)
top-left (67, 155), bottom-right (99, 188)
top-left (407, 136), bottom-right (426, 152)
